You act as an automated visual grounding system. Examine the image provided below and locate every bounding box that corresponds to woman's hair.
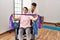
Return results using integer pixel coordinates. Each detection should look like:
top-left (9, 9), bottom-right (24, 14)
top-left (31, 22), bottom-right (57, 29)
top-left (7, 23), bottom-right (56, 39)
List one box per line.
top-left (24, 7), bottom-right (28, 11)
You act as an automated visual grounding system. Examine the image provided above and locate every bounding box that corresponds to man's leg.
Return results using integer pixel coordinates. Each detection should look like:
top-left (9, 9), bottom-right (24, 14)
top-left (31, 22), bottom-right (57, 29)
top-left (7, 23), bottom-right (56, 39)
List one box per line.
top-left (32, 30), bottom-right (35, 40)
top-left (18, 28), bottom-right (24, 40)
top-left (31, 27), bottom-right (35, 40)
top-left (26, 28), bottom-right (31, 40)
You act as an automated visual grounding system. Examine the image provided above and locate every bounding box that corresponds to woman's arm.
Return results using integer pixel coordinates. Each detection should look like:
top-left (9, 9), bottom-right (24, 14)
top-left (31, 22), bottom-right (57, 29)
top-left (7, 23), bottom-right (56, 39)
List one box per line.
top-left (12, 14), bottom-right (19, 21)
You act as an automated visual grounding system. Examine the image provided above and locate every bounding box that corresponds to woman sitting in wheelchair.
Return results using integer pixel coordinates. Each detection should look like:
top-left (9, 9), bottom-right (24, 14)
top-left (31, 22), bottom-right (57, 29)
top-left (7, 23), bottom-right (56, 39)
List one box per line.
top-left (12, 7), bottom-right (38, 40)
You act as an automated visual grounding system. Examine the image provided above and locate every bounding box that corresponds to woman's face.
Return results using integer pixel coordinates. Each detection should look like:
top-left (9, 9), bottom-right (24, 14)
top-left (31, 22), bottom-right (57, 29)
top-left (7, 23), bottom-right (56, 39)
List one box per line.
top-left (23, 8), bottom-right (28, 14)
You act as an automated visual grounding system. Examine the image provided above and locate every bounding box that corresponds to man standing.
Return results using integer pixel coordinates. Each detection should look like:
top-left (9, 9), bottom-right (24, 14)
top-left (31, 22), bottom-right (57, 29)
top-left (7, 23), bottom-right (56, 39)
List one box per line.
top-left (29, 2), bottom-right (37, 40)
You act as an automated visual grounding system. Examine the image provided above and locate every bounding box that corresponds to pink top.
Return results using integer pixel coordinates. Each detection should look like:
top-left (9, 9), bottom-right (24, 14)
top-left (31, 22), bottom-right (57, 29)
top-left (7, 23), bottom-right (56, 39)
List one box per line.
top-left (18, 15), bottom-right (33, 28)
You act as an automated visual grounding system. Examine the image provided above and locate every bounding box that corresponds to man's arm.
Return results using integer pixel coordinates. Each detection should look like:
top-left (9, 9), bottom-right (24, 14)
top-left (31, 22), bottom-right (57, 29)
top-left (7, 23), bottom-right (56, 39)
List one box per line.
top-left (32, 15), bottom-right (38, 21)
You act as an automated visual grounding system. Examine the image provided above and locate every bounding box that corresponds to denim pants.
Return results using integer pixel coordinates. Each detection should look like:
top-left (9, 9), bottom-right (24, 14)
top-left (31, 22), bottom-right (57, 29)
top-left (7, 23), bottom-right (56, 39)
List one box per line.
top-left (18, 27), bottom-right (31, 40)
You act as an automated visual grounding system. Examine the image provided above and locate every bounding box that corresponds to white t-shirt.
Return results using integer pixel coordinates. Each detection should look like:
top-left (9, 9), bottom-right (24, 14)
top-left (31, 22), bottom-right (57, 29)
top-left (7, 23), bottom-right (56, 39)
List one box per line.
top-left (28, 9), bottom-right (37, 14)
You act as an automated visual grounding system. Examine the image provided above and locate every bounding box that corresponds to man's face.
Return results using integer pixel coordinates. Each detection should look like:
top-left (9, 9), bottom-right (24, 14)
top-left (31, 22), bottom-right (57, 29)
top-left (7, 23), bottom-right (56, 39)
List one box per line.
top-left (31, 5), bottom-right (36, 11)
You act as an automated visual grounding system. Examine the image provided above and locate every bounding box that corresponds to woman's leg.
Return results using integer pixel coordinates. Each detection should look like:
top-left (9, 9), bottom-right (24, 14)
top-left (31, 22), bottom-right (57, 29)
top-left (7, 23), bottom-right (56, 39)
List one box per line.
top-left (26, 28), bottom-right (31, 40)
top-left (18, 28), bottom-right (24, 40)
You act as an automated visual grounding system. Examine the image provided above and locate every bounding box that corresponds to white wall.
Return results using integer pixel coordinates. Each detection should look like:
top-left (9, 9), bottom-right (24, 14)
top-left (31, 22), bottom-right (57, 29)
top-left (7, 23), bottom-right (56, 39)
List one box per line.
top-left (32, 0), bottom-right (60, 23)
top-left (23, 0), bottom-right (31, 9)
top-left (0, 0), bottom-right (13, 34)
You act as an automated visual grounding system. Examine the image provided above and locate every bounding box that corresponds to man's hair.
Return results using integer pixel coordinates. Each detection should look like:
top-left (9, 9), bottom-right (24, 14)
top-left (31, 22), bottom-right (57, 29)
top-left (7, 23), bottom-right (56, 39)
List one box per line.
top-left (32, 2), bottom-right (37, 7)
top-left (24, 7), bottom-right (28, 11)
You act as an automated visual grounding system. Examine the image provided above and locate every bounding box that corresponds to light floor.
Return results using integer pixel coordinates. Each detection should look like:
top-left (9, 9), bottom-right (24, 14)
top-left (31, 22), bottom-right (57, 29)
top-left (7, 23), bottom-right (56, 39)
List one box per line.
top-left (0, 28), bottom-right (60, 40)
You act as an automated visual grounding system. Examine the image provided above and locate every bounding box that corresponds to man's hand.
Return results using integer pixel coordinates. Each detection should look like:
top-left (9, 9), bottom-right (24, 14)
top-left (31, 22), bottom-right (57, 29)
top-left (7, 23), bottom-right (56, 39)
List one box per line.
top-left (33, 14), bottom-right (38, 18)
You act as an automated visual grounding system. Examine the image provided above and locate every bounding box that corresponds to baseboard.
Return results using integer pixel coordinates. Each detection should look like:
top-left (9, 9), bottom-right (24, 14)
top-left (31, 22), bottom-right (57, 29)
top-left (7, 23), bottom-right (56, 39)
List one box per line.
top-left (44, 22), bottom-right (56, 25)
top-left (44, 22), bottom-right (60, 27)
top-left (0, 29), bottom-right (14, 35)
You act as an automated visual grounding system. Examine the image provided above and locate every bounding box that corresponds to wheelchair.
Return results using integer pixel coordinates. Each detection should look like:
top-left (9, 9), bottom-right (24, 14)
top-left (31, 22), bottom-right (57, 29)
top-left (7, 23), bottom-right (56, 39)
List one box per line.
top-left (14, 20), bottom-right (35, 40)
